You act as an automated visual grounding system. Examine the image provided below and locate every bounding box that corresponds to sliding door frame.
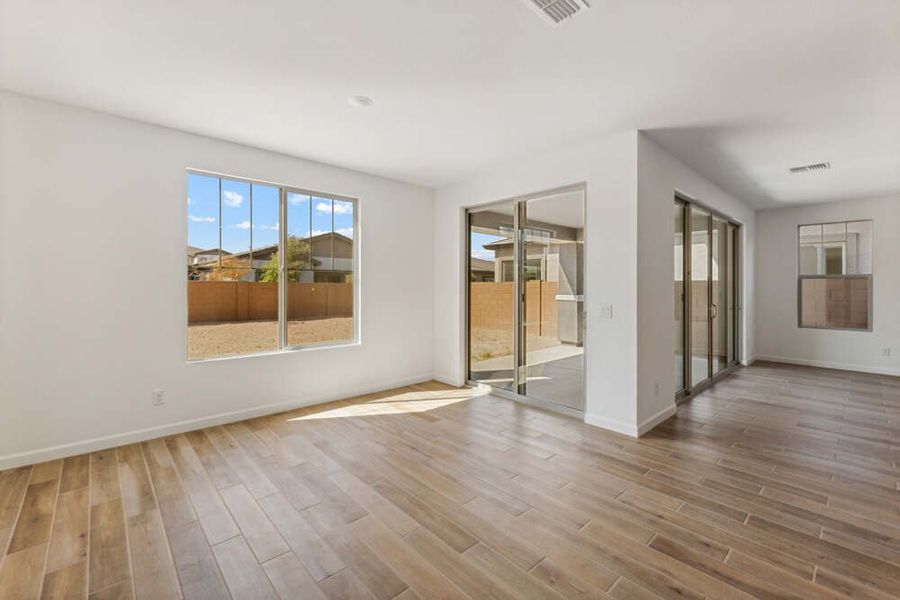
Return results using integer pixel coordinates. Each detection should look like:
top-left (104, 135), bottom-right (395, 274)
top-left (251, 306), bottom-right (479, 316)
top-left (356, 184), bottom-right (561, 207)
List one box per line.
top-left (464, 183), bottom-right (587, 417)
top-left (675, 199), bottom-right (690, 396)
top-left (675, 193), bottom-right (742, 403)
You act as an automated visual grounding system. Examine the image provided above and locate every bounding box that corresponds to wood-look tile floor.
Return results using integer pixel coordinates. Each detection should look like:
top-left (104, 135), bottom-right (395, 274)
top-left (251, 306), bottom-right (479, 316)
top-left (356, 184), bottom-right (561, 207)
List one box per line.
top-left (2, 361), bottom-right (900, 600)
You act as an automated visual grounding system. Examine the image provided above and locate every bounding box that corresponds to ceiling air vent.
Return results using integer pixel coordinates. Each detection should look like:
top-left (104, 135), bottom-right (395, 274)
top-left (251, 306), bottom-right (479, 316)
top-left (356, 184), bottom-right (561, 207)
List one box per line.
top-left (523, 0), bottom-right (591, 25)
top-left (789, 162), bottom-right (831, 174)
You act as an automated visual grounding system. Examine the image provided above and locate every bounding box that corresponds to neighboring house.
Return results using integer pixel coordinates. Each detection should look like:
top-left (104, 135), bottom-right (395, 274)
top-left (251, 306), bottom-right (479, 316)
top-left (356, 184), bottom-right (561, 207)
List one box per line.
top-left (469, 258), bottom-right (495, 282)
top-left (187, 246), bottom-right (230, 265)
top-left (188, 232), bottom-right (353, 282)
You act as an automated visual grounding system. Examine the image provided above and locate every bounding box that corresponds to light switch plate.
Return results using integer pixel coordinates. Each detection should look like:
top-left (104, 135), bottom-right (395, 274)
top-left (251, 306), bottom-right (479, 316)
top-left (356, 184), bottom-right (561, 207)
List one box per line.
top-left (599, 303), bottom-right (613, 319)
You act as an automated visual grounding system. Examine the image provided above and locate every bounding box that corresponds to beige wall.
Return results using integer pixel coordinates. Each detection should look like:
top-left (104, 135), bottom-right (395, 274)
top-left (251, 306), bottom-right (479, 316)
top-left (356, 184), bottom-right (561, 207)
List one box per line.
top-left (469, 281), bottom-right (559, 338)
top-left (188, 281), bottom-right (353, 323)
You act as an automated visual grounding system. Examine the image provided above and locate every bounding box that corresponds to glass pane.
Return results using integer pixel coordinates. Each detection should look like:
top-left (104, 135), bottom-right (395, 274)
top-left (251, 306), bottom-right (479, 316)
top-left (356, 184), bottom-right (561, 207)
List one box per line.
top-left (286, 269), bottom-right (354, 346)
top-left (800, 277), bottom-right (870, 330)
top-left (823, 222), bottom-right (846, 243)
top-left (799, 224), bottom-right (822, 275)
top-left (674, 203), bottom-right (685, 392)
top-left (799, 224), bottom-right (823, 245)
top-left (188, 175), bottom-right (278, 361)
top-left (468, 204), bottom-right (516, 391)
top-left (824, 244), bottom-right (844, 275)
top-left (252, 184), bottom-right (280, 281)
top-left (286, 192), bottom-right (312, 271)
top-left (333, 199), bottom-right (354, 272)
top-left (187, 268), bottom-right (279, 360)
top-left (726, 223), bottom-right (736, 366)
top-left (312, 197), bottom-right (334, 270)
top-left (521, 191), bottom-right (585, 411)
top-left (187, 173), bottom-right (220, 267)
top-left (252, 184), bottom-right (280, 251)
top-left (712, 217), bottom-right (728, 374)
top-left (691, 207), bottom-right (710, 387)
top-left (220, 179), bottom-right (252, 270)
top-left (847, 221), bottom-right (873, 274)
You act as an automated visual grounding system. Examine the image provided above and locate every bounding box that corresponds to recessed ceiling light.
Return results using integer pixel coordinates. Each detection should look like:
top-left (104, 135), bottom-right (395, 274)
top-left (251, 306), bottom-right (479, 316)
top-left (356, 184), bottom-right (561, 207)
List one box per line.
top-left (347, 95), bottom-right (374, 108)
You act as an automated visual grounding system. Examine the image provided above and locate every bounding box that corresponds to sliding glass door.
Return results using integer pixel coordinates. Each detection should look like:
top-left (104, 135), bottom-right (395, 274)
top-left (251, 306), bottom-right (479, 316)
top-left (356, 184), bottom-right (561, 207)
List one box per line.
top-left (521, 192), bottom-right (585, 410)
top-left (467, 202), bottom-right (517, 392)
top-left (467, 187), bottom-right (585, 413)
top-left (674, 202), bottom-right (686, 393)
top-left (712, 215), bottom-right (729, 375)
top-left (675, 197), bottom-right (741, 397)
top-left (690, 207), bottom-right (711, 387)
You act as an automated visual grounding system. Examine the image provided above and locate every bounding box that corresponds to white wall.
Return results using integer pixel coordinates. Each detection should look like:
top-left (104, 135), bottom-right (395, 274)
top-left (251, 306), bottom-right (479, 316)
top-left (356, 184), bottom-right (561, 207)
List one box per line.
top-left (636, 134), bottom-right (757, 426)
top-left (0, 91), bottom-right (435, 468)
top-left (433, 132), bottom-right (641, 434)
top-left (755, 195), bottom-right (900, 375)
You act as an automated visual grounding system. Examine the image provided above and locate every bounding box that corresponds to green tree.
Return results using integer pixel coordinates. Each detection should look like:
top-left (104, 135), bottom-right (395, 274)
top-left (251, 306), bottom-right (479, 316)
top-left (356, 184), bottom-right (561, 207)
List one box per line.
top-left (259, 236), bottom-right (312, 282)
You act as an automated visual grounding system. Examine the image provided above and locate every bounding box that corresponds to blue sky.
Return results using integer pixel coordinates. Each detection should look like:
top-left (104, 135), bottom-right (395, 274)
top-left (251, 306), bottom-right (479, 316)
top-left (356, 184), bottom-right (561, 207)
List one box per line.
top-left (470, 232), bottom-right (503, 260)
top-left (188, 173), bottom-right (354, 254)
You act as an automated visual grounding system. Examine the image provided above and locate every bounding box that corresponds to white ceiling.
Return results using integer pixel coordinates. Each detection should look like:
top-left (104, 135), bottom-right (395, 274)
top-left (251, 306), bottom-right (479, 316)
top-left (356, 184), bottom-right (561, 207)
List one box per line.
top-left (1, 0), bottom-right (898, 208)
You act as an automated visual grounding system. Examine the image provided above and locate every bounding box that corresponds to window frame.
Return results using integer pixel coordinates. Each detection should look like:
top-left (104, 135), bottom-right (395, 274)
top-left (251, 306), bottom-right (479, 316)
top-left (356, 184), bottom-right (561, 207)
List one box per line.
top-left (796, 219), bottom-right (873, 332)
top-left (186, 169), bottom-right (360, 362)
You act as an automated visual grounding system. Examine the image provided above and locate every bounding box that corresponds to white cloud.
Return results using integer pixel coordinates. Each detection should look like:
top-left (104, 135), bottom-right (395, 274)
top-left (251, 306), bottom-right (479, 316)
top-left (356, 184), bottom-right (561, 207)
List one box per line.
top-left (222, 190), bottom-right (244, 208)
top-left (234, 221), bottom-right (252, 230)
top-left (333, 201), bottom-right (353, 215)
top-left (315, 201), bottom-right (353, 215)
top-left (260, 223), bottom-right (279, 231)
top-left (188, 214), bottom-right (215, 223)
top-left (187, 196), bottom-right (192, 205)
top-left (311, 229), bottom-right (330, 237)
top-left (288, 194), bottom-right (308, 205)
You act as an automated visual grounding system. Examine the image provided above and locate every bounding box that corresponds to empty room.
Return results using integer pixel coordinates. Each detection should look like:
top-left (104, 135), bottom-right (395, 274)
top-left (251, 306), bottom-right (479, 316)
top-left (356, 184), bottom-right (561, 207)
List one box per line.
top-left (1, 1), bottom-right (899, 599)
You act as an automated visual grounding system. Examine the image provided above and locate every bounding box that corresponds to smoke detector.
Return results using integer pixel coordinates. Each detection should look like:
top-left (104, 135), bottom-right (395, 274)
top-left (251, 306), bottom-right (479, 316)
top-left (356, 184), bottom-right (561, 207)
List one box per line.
top-left (522, 0), bottom-right (591, 25)
top-left (788, 162), bottom-right (831, 174)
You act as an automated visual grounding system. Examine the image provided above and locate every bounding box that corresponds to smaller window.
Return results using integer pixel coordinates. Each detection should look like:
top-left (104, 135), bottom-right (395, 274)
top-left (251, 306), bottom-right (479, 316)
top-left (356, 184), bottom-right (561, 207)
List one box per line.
top-left (798, 220), bottom-right (872, 331)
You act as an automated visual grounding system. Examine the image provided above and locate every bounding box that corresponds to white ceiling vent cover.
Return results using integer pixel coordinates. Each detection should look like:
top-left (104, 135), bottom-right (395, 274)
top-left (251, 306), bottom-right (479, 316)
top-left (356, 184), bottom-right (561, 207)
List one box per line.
top-left (523, 0), bottom-right (591, 25)
top-left (789, 162), bottom-right (831, 174)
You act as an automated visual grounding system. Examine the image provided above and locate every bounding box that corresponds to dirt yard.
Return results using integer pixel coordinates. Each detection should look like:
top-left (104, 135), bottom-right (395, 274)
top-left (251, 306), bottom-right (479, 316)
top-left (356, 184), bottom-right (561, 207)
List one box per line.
top-left (470, 327), bottom-right (561, 363)
top-left (188, 318), bottom-right (354, 360)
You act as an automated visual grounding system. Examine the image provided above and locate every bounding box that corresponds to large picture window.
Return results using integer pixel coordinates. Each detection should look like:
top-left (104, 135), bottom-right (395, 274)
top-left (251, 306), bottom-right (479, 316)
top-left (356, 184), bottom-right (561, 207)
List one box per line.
top-left (798, 220), bottom-right (872, 331)
top-left (187, 171), bottom-right (357, 360)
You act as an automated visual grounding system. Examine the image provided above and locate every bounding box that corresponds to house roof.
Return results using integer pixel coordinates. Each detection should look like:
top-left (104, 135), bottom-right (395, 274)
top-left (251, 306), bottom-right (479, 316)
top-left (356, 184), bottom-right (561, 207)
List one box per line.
top-left (226, 232), bottom-right (352, 261)
top-left (469, 257), bottom-right (494, 272)
top-left (482, 237), bottom-right (513, 249)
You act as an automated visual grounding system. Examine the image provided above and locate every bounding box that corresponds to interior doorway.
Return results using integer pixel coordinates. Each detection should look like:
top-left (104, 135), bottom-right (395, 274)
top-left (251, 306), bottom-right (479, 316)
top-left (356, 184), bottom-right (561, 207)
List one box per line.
top-left (466, 185), bottom-right (585, 413)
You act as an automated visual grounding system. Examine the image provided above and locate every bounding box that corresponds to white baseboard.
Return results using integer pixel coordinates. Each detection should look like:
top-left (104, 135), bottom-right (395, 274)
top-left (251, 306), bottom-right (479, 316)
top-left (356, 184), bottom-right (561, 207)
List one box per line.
top-left (432, 372), bottom-right (465, 387)
top-left (753, 355), bottom-right (900, 377)
top-left (742, 355), bottom-right (757, 366)
top-left (637, 403), bottom-right (678, 436)
top-left (585, 403), bottom-right (677, 438)
top-left (584, 413), bottom-right (639, 438)
top-left (0, 372), bottom-right (434, 470)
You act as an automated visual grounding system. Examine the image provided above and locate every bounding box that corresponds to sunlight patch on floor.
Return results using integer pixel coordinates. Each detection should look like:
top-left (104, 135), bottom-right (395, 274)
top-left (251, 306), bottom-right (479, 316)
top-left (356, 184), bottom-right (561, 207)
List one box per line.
top-left (286, 386), bottom-right (488, 420)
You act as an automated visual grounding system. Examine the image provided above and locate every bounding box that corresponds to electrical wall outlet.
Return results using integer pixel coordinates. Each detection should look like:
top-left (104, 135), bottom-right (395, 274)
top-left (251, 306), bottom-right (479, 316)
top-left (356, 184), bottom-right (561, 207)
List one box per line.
top-left (599, 303), bottom-right (613, 319)
top-left (152, 390), bottom-right (166, 406)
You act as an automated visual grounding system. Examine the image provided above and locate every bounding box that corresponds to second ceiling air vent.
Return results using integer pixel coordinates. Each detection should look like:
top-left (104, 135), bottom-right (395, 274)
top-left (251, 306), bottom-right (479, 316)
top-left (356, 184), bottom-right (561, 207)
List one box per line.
top-left (524, 0), bottom-right (591, 25)
top-left (789, 162), bottom-right (831, 174)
